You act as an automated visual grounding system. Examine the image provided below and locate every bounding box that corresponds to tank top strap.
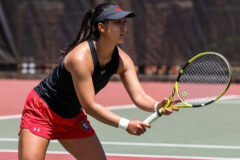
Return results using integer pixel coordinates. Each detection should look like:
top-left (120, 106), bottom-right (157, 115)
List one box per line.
top-left (87, 40), bottom-right (99, 68)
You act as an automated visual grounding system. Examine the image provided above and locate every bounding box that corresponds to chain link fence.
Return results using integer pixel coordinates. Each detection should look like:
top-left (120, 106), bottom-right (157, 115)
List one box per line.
top-left (0, 0), bottom-right (240, 81)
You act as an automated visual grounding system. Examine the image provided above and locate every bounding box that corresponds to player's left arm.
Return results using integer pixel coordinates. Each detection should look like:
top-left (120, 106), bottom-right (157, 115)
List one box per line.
top-left (117, 48), bottom-right (178, 113)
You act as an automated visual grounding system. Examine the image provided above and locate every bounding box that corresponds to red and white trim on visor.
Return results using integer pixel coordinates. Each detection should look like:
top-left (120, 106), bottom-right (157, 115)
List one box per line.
top-left (114, 7), bottom-right (122, 11)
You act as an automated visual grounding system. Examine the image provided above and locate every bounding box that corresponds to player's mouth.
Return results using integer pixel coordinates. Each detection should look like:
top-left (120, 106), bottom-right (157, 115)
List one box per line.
top-left (120, 33), bottom-right (125, 37)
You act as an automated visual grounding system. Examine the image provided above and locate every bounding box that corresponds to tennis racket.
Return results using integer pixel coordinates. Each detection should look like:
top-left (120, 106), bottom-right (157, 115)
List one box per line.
top-left (144, 52), bottom-right (232, 124)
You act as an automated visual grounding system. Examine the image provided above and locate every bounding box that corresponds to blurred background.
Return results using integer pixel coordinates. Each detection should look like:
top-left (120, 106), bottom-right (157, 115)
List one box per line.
top-left (0, 0), bottom-right (240, 82)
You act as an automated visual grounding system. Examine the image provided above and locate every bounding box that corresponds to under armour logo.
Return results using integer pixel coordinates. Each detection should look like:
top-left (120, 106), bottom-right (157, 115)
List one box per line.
top-left (100, 70), bottom-right (105, 75)
top-left (33, 127), bottom-right (40, 132)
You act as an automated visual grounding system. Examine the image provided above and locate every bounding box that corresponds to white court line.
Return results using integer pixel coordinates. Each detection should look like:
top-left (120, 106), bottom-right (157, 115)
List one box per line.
top-left (107, 95), bottom-right (240, 109)
top-left (1, 138), bottom-right (240, 150)
top-left (0, 149), bottom-right (67, 154)
top-left (0, 114), bottom-right (21, 120)
top-left (1, 96), bottom-right (239, 159)
top-left (107, 153), bottom-right (240, 160)
top-left (0, 138), bottom-right (17, 142)
top-left (101, 141), bottom-right (240, 150)
top-left (0, 105), bottom-right (136, 120)
top-left (0, 149), bottom-right (239, 160)
top-left (0, 95), bottom-right (239, 120)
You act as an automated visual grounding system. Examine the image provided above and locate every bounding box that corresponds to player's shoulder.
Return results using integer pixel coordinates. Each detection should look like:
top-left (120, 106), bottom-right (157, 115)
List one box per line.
top-left (64, 41), bottom-right (93, 73)
top-left (117, 46), bottom-right (132, 61)
top-left (116, 46), bottom-right (135, 74)
top-left (72, 41), bottom-right (91, 57)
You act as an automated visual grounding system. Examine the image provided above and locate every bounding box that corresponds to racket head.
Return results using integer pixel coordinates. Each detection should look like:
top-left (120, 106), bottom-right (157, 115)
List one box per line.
top-left (175, 52), bottom-right (232, 108)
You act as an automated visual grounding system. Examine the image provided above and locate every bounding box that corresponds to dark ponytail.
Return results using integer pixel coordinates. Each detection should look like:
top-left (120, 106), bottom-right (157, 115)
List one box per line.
top-left (61, 3), bottom-right (114, 55)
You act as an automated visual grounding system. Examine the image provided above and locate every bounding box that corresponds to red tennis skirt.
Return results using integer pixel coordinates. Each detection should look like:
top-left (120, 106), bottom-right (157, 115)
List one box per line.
top-left (19, 90), bottom-right (95, 139)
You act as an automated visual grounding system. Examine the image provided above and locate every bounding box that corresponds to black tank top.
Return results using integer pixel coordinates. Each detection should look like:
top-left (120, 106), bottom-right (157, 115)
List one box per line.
top-left (34, 40), bottom-right (119, 118)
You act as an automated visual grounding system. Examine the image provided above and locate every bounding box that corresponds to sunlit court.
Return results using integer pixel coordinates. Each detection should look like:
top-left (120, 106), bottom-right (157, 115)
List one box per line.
top-left (0, 80), bottom-right (240, 159)
top-left (1, 0), bottom-right (240, 160)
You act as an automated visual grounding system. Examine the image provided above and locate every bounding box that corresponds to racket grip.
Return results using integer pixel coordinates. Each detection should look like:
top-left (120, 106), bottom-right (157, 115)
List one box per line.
top-left (143, 112), bottom-right (159, 124)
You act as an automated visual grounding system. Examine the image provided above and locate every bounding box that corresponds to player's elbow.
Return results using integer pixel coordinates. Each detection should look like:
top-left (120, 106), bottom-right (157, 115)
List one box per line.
top-left (82, 106), bottom-right (93, 115)
top-left (82, 103), bottom-right (97, 116)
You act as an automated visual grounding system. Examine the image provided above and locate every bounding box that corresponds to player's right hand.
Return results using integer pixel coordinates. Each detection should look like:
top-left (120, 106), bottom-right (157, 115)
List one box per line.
top-left (126, 120), bottom-right (150, 136)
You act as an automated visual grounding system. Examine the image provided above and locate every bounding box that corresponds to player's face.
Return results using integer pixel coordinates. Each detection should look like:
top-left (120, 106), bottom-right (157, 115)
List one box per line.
top-left (102, 18), bottom-right (128, 44)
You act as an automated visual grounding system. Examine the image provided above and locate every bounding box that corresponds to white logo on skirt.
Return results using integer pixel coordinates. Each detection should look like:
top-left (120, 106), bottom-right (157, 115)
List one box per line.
top-left (81, 120), bottom-right (90, 131)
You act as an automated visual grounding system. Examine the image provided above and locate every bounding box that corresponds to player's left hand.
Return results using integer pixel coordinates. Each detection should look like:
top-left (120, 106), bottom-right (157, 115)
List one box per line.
top-left (158, 98), bottom-right (180, 115)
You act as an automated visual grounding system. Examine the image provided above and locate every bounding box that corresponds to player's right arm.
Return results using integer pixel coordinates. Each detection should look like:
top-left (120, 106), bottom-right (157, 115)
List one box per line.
top-left (64, 42), bottom-right (149, 135)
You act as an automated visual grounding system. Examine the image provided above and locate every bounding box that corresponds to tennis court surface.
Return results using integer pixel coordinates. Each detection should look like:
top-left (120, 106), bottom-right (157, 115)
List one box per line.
top-left (0, 79), bottom-right (240, 160)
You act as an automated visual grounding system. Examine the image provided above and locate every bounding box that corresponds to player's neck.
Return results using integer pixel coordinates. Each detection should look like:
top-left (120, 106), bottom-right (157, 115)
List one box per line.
top-left (95, 38), bottom-right (116, 62)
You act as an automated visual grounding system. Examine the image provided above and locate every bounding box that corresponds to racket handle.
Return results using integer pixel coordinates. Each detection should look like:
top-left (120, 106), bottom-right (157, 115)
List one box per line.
top-left (143, 112), bottom-right (159, 124)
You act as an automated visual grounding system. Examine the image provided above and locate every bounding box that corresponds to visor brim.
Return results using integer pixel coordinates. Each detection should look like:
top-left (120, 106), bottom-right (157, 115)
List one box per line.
top-left (107, 11), bottom-right (135, 20)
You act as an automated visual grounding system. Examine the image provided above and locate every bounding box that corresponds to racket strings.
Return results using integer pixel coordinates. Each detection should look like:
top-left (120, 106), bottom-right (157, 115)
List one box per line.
top-left (178, 54), bottom-right (230, 105)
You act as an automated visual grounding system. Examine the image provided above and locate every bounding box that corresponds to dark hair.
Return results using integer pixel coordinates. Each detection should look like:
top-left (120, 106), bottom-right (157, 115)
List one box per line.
top-left (61, 3), bottom-right (114, 55)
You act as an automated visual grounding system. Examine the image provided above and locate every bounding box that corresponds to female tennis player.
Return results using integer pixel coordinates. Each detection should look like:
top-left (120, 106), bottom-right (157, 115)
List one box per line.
top-left (18, 2), bottom-right (179, 160)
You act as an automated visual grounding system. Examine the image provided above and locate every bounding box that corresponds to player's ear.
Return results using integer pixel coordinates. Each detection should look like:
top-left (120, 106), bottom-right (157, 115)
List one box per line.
top-left (98, 23), bottom-right (106, 33)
